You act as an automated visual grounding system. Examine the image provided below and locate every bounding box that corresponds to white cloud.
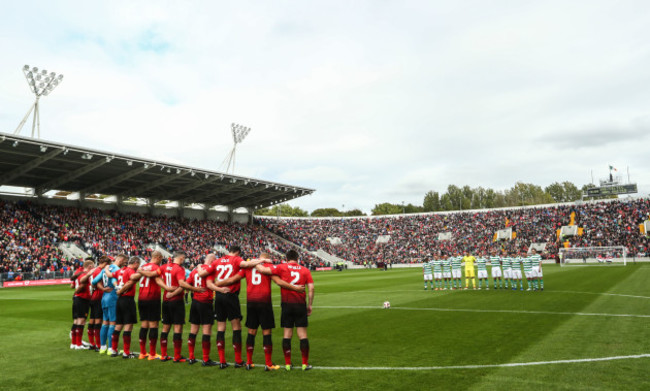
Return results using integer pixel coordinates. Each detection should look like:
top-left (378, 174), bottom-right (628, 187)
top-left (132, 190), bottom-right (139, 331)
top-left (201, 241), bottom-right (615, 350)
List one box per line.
top-left (1, 0), bottom-right (650, 214)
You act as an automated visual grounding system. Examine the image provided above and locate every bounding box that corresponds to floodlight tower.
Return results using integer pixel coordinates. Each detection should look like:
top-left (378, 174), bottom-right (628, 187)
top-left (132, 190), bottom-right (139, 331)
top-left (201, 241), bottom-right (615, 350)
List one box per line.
top-left (220, 123), bottom-right (251, 174)
top-left (14, 64), bottom-right (64, 139)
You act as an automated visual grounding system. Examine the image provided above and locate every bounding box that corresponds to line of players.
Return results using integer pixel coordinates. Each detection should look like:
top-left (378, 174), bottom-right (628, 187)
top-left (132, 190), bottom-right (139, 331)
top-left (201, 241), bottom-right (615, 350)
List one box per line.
top-left (422, 248), bottom-right (545, 291)
top-left (70, 246), bottom-right (315, 371)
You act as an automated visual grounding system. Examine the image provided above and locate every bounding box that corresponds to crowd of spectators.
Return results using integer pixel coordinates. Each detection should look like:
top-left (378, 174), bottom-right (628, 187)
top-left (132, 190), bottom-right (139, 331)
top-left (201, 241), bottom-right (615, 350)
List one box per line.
top-left (2, 198), bottom-right (649, 278)
top-left (0, 200), bottom-right (322, 279)
top-left (256, 198), bottom-right (650, 264)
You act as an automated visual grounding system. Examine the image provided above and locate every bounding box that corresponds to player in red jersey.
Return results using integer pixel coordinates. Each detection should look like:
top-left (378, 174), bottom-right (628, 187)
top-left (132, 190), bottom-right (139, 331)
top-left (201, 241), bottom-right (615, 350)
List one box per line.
top-left (134, 251), bottom-right (173, 360)
top-left (88, 257), bottom-right (109, 350)
top-left (215, 252), bottom-right (304, 371)
top-left (159, 251), bottom-right (197, 363)
top-left (262, 250), bottom-right (315, 371)
top-left (198, 245), bottom-right (262, 368)
top-left (113, 257), bottom-right (142, 358)
top-left (186, 254), bottom-right (229, 367)
top-left (70, 260), bottom-right (95, 349)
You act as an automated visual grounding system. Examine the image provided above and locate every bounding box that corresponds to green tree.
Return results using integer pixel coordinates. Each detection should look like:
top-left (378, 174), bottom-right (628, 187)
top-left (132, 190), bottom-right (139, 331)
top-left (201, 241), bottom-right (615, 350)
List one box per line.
top-left (561, 181), bottom-right (582, 201)
top-left (545, 182), bottom-right (565, 202)
top-left (440, 193), bottom-right (454, 211)
top-left (404, 203), bottom-right (424, 213)
top-left (255, 204), bottom-right (308, 217)
top-left (545, 181), bottom-right (582, 203)
top-left (371, 203), bottom-right (403, 215)
top-left (343, 209), bottom-right (366, 217)
top-left (506, 182), bottom-right (554, 206)
top-left (423, 191), bottom-right (440, 212)
top-left (311, 208), bottom-right (342, 217)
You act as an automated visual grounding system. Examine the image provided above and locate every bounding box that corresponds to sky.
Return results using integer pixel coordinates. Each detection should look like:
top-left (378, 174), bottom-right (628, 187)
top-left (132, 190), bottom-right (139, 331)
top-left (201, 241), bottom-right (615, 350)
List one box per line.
top-left (1, 0), bottom-right (649, 214)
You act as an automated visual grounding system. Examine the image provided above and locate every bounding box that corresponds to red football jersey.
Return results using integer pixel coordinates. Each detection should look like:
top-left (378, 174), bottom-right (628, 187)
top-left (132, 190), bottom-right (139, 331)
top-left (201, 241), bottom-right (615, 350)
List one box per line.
top-left (118, 267), bottom-right (137, 297)
top-left (210, 255), bottom-right (245, 293)
top-left (160, 263), bottom-right (186, 302)
top-left (74, 271), bottom-right (92, 300)
top-left (239, 263), bottom-right (277, 303)
top-left (90, 267), bottom-right (104, 301)
top-left (275, 263), bottom-right (313, 304)
top-left (187, 267), bottom-right (214, 303)
top-left (138, 263), bottom-right (162, 301)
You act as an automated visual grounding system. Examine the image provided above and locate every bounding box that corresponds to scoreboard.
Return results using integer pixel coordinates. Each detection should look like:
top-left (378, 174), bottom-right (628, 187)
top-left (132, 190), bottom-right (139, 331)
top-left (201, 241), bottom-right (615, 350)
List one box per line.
top-left (585, 184), bottom-right (638, 197)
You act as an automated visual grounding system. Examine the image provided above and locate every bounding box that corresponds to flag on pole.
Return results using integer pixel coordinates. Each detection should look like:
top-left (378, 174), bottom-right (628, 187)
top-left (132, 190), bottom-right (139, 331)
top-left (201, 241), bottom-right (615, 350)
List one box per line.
top-left (609, 165), bottom-right (618, 171)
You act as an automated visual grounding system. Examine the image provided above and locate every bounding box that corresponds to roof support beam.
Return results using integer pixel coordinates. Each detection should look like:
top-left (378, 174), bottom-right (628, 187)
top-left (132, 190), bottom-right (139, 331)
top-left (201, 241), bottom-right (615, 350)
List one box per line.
top-left (246, 191), bottom-right (289, 208)
top-left (0, 147), bottom-right (64, 184)
top-left (209, 185), bottom-right (268, 206)
top-left (153, 175), bottom-right (221, 201)
top-left (120, 170), bottom-right (190, 197)
top-left (80, 163), bottom-right (155, 194)
top-left (178, 181), bottom-right (245, 203)
top-left (36, 157), bottom-right (110, 194)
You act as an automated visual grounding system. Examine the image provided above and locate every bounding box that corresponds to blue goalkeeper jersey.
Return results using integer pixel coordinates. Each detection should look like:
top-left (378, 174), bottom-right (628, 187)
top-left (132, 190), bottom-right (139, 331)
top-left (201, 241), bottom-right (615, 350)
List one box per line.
top-left (92, 264), bottom-right (120, 303)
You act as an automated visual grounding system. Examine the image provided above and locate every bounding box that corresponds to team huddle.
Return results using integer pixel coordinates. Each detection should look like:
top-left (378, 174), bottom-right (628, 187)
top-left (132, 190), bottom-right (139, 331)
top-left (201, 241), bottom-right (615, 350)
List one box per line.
top-left (422, 249), bottom-right (544, 291)
top-left (70, 247), bottom-right (315, 371)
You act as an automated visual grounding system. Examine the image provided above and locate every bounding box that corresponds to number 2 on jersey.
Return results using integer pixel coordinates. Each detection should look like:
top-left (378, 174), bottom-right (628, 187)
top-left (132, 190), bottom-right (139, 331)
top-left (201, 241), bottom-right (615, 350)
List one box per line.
top-left (290, 271), bottom-right (300, 285)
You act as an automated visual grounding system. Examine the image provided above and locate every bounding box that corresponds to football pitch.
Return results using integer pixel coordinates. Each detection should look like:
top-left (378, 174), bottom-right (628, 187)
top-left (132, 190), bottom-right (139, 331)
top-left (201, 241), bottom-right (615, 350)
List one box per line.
top-left (1, 264), bottom-right (649, 390)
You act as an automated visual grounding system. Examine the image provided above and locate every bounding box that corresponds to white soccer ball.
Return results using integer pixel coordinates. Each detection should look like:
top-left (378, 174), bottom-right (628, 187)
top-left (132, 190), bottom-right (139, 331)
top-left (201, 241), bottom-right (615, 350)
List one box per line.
top-left (383, 301), bottom-right (390, 309)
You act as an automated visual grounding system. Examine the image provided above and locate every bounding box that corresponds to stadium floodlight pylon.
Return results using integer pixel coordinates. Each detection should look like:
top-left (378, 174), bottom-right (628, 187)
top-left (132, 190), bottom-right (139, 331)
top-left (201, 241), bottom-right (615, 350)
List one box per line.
top-left (559, 246), bottom-right (628, 266)
top-left (219, 123), bottom-right (251, 174)
top-left (14, 65), bottom-right (64, 139)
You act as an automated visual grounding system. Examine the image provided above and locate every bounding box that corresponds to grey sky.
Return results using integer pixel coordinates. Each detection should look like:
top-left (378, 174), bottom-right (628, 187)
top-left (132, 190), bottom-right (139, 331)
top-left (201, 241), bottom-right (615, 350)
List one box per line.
top-left (1, 1), bottom-right (649, 213)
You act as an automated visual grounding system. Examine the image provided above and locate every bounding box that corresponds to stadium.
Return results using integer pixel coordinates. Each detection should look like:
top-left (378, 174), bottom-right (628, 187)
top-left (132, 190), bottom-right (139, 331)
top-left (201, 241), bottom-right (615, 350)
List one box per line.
top-left (2, 2), bottom-right (650, 390)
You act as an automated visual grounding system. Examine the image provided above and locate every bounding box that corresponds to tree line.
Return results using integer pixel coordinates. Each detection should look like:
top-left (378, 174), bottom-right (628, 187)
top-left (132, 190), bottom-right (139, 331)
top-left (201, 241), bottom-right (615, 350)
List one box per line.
top-left (255, 181), bottom-right (602, 217)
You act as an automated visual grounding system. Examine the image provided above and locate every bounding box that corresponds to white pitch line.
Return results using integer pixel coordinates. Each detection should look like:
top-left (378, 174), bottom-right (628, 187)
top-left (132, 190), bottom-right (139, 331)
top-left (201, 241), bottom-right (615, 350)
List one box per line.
top-left (315, 353), bottom-right (650, 370)
top-left (552, 290), bottom-right (650, 300)
top-left (313, 305), bottom-right (650, 318)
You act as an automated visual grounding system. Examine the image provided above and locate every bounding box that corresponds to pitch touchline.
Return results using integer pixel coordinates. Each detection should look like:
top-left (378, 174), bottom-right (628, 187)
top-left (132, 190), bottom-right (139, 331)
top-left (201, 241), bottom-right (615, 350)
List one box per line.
top-left (552, 290), bottom-right (650, 299)
top-left (313, 305), bottom-right (650, 318)
top-left (314, 353), bottom-right (650, 370)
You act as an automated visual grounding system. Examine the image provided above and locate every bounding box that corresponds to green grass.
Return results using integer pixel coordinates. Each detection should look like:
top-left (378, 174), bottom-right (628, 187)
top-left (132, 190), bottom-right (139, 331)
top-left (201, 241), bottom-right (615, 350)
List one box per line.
top-left (1, 264), bottom-right (649, 390)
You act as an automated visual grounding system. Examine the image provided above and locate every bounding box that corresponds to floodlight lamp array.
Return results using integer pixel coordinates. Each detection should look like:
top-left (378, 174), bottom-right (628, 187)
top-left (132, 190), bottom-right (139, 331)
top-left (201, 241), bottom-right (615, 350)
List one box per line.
top-left (231, 123), bottom-right (251, 144)
top-left (23, 64), bottom-right (64, 97)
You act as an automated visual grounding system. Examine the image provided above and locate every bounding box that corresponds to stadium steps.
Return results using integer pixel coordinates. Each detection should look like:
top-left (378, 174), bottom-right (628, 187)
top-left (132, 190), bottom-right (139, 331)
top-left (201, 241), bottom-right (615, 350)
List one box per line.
top-left (147, 243), bottom-right (173, 259)
top-left (213, 245), bottom-right (228, 255)
top-left (58, 242), bottom-right (90, 260)
top-left (257, 226), bottom-right (350, 266)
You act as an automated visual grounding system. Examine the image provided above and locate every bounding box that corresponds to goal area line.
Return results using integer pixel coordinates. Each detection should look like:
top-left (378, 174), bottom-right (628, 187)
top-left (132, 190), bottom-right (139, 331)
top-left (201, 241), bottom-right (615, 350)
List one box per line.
top-left (314, 353), bottom-right (650, 371)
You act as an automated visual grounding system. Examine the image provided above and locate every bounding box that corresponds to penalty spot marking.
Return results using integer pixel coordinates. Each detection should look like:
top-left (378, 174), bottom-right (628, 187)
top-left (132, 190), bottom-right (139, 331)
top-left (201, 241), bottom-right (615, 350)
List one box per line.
top-left (315, 353), bottom-right (650, 370)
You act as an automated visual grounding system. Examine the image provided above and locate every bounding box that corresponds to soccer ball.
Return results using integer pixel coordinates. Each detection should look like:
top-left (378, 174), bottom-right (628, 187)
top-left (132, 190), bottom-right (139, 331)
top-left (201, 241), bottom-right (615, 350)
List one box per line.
top-left (383, 301), bottom-right (390, 309)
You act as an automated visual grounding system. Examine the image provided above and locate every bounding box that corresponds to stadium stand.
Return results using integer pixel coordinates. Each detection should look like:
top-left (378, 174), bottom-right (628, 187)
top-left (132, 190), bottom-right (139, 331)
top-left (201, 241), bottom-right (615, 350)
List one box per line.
top-left (256, 198), bottom-right (650, 264)
top-left (3, 197), bottom-right (649, 282)
top-left (0, 200), bottom-right (325, 282)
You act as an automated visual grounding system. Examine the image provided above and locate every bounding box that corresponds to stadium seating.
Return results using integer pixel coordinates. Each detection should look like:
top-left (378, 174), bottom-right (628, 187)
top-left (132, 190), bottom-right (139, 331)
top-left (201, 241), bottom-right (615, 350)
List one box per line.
top-left (0, 200), bottom-right (323, 280)
top-left (2, 198), bottom-right (649, 280)
top-left (256, 198), bottom-right (650, 264)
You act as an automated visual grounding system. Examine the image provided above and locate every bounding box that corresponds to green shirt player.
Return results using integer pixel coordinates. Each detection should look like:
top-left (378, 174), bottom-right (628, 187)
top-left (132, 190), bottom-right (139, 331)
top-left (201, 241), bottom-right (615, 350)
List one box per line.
top-left (431, 258), bottom-right (443, 290)
top-left (489, 252), bottom-right (503, 289)
top-left (522, 255), bottom-right (533, 291)
top-left (441, 257), bottom-right (452, 290)
top-left (451, 256), bottom-right (462, 289)
top-left (511, 256), bottom-right (523, 290)
top-left (529, 249), bottom-right (543, 290)
top-left (476, 256), bottom-right (488, 289)
top-left (422, 259), bottom-right (433, 290)
top-left (501, 255), bottom-right (512, 289)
